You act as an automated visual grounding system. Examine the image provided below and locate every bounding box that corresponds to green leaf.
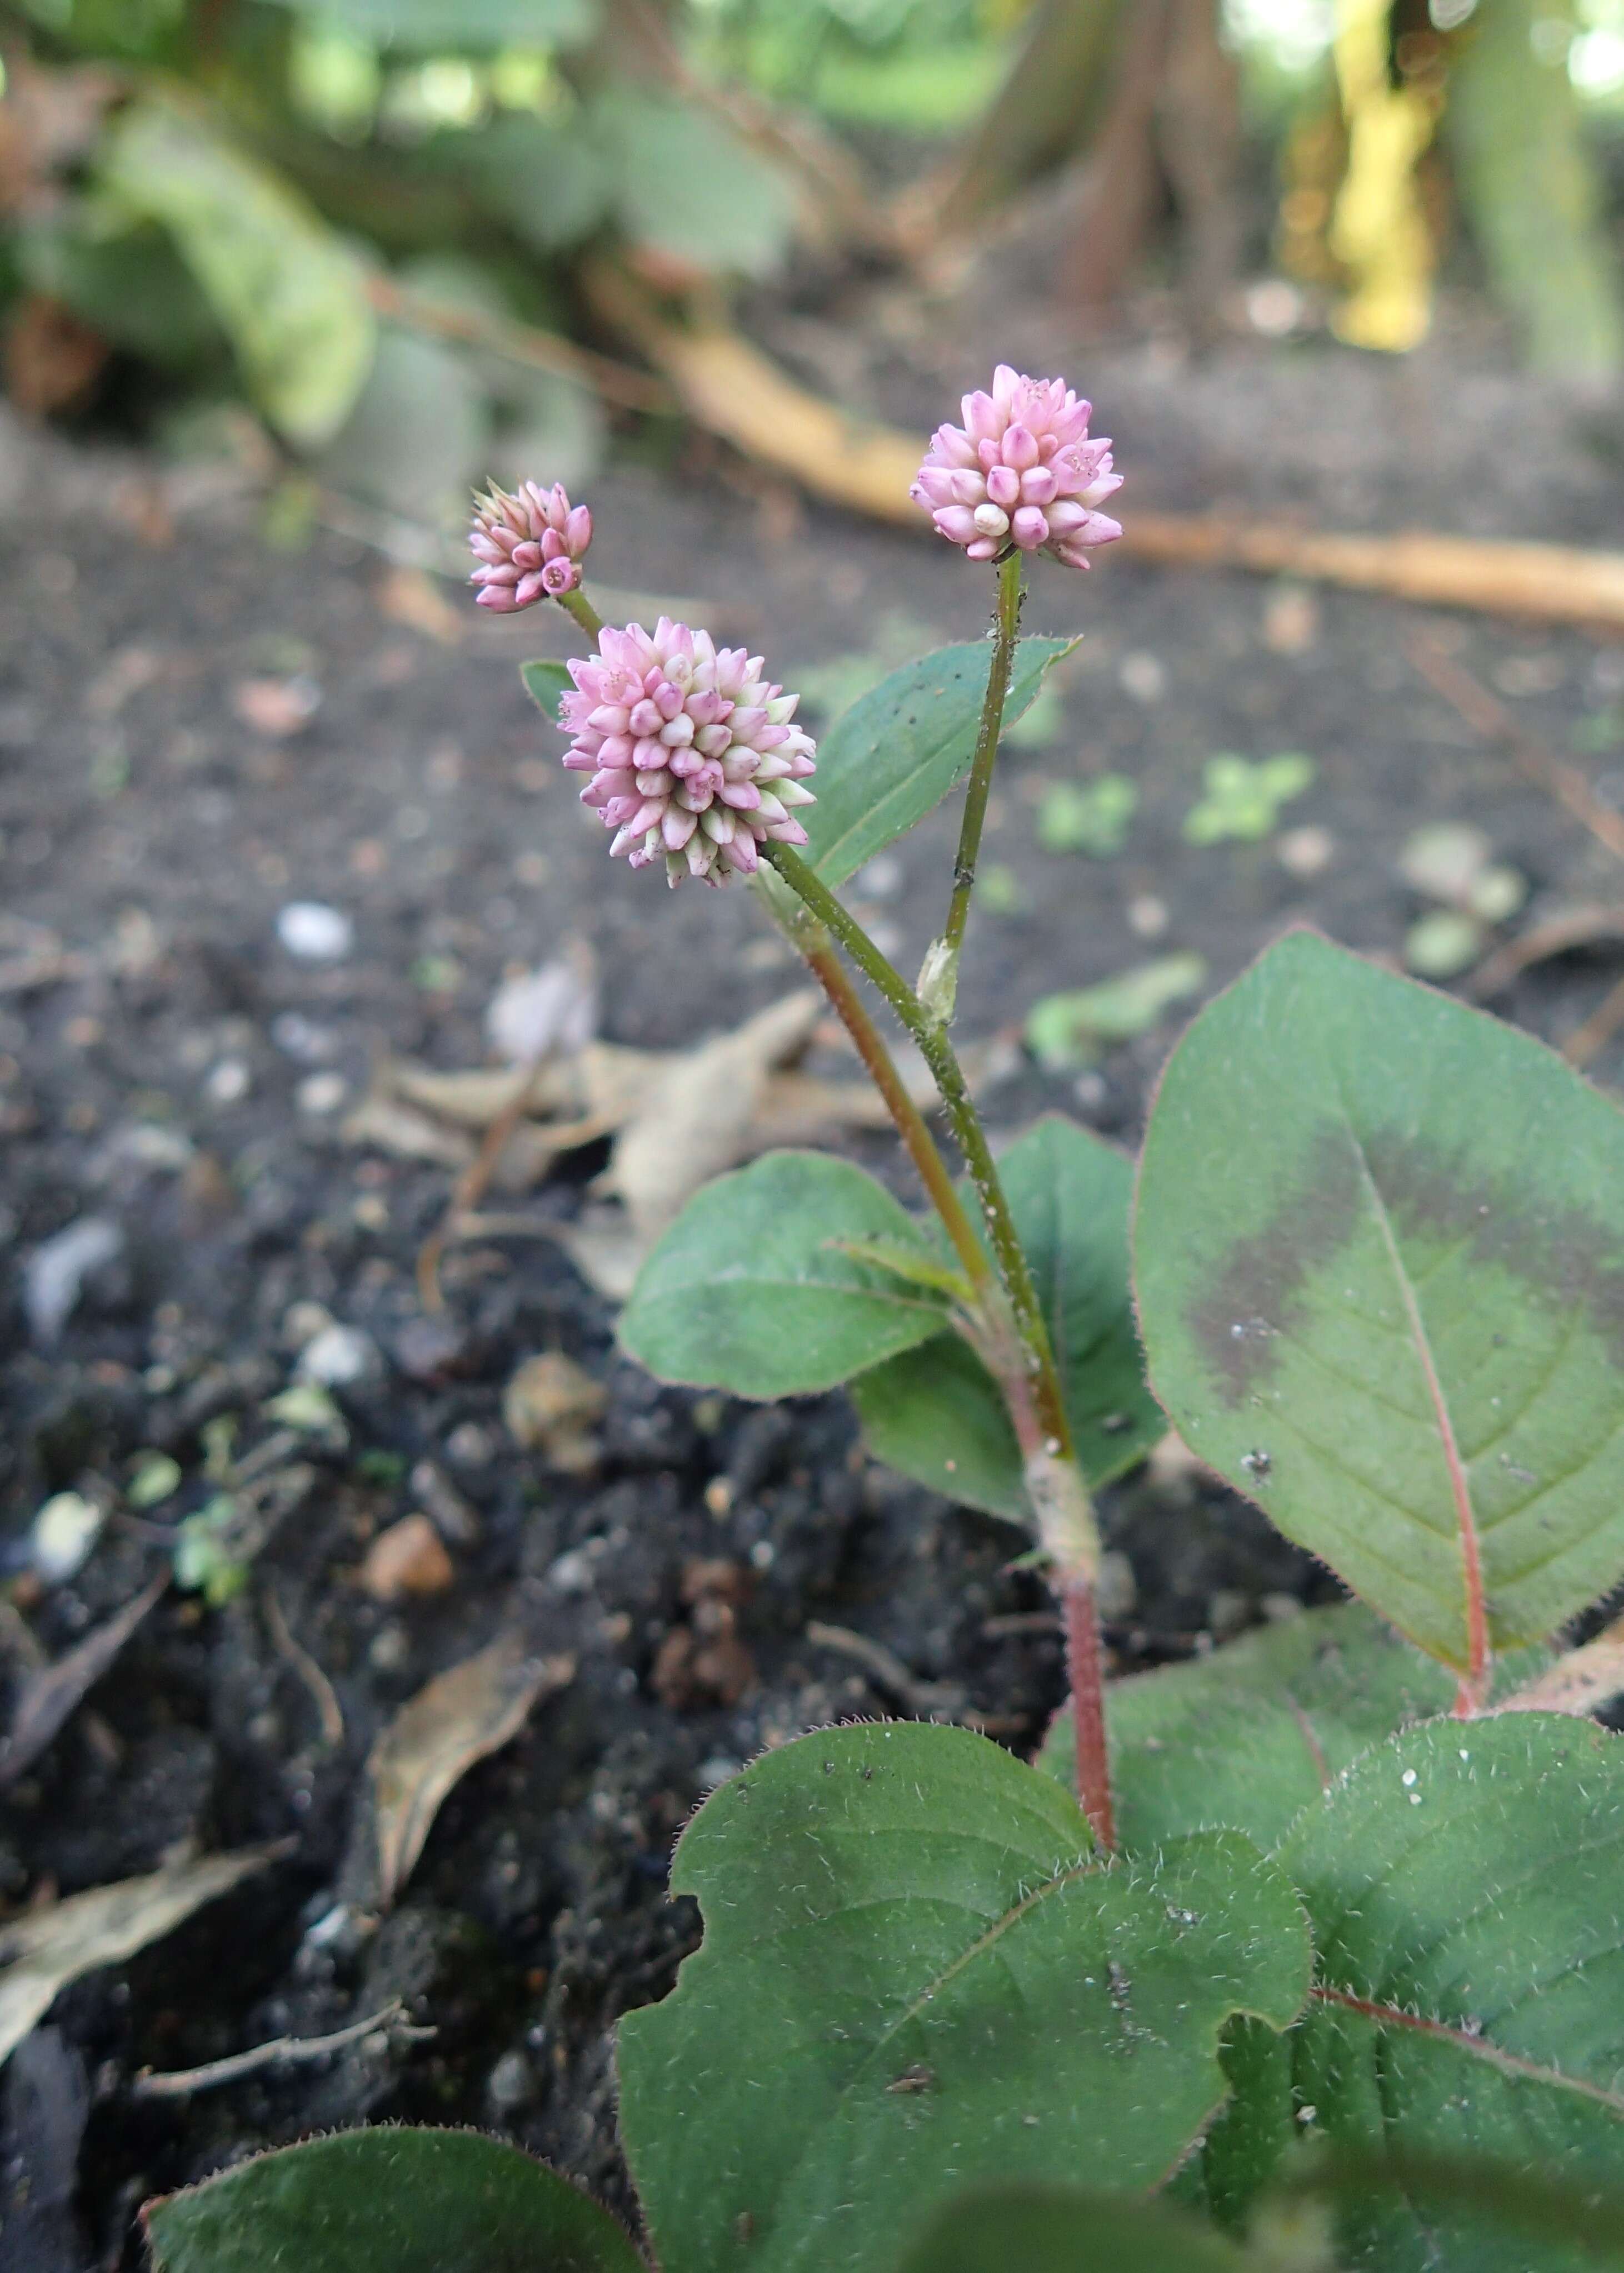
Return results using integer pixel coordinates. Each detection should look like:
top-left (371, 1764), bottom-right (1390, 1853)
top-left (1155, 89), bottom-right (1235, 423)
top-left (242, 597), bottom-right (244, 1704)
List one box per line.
top-left (318, 326), bottom-right (485, 522)
top-left (260, 0), bottom-right (599, 50)
top-left (18, 214), bottom-right (221, 369)
top-left (1271, 1715), bottom-right (1624, 2270)
top-left (1182, 755), bottom-right (1313, 847)
top-left (97, 99), bottom-right (374, 449)
top-left (1135, 930), bottom-right (1624, 1671)
top-left (1026, 953), bottom-right (1207, 1072)
top-left (1044, 1593), bottom-right (1550, 1882)
top-left (851, 1117), bottom-right (1162, 1523)
top-left (596, 89), bottom-right (797, 278)
top-left (459, 116), bottom-right (613, 253)
top-left (521, 659), bottom-right (573, 726)
top-left (145, 2129), bottom-right (642, 2273)
top-left (617, 1722), bottom-right (1312, 2273)
top-left (802, 639), bottom-right (1075, 887)
top-left (1036, 775), bottom-right (1137, 857)
top-left (894, 2184), bottom-right (1252, 2273)
top-left (1041, 1602), bottom-right (1461, 1852)
top-left (619, 1151), bottom-right (949, 1398)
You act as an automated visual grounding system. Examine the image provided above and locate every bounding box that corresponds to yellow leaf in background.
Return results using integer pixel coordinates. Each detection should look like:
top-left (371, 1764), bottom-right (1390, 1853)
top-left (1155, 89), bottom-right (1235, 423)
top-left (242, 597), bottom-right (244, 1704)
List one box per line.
top-left (1330, 0), bottom-right (1439, 352)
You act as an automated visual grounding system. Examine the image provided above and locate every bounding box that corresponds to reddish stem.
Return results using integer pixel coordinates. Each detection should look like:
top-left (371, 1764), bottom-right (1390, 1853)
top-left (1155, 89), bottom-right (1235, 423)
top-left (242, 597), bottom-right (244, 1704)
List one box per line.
top-left (1065, 1574), bottom-right (1116, 1853)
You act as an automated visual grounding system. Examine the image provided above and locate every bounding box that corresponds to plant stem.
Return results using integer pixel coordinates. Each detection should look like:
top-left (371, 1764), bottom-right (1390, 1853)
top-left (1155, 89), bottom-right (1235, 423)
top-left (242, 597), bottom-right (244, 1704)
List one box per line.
top-left (557, 586), bottom-right (604, 640)
top-left (762, 839), bottom-right (1116, 1849)
top-left (782, 913), bottom-right (991, 1293)
top-left (927, 549), bottom-right (1024, 1020)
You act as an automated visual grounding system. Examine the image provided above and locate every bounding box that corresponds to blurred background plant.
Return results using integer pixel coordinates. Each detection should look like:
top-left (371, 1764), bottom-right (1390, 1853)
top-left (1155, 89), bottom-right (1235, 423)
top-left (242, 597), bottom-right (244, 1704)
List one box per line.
top-left (2, 0), bottom-right (1622, 540)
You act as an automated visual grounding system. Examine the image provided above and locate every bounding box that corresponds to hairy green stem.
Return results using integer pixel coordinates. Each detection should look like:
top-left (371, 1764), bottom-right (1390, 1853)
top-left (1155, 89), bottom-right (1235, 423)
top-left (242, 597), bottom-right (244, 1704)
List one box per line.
top-left (557, 585), bottom-right (604, 640)
top-left (762, 838), bottom-right (1114, 1846)
top-left (921, 551), bottom-right (1024, 1023)
top-left (779, 910), bottom-right (992, 1293)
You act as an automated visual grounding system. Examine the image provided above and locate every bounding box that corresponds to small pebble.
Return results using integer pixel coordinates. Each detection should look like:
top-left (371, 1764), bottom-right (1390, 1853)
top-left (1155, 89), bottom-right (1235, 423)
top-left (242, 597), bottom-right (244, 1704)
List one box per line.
top-left (297, 1072), bottom-right (347, 1116)
top-left (24, 1217), bottom-right (123, 1345)
top-left (503, 1352), bottom-right (607, 1470)
top-left (31, 1491), bottom-right (104, 1583)
top-left (206, 1058), bottom-right (250, 1104)
top-left (394, 1316), bottom-right (471, 1385)
top-left (297, 1322), bottom-right (382, 1387)
top-left (276, 902), bottom-right (353, 962)
top-left (486, 2050), bottom-right (537, 2116)
top-left (1118, 651), bottom-right (1166, 704)
top-left (1276, 824), bottom-right (1335, 879)
top-left (270, 1011), bottom-right (341, 1063)
top-left (281, 1300), bottom-right (334, 1351)
top-left (1126, 894), bottom-right (1168, 940)
top-left (359, 1513), bottom-right (454, 1602)
top-left (410, 1458), bottom-right (482, 1546)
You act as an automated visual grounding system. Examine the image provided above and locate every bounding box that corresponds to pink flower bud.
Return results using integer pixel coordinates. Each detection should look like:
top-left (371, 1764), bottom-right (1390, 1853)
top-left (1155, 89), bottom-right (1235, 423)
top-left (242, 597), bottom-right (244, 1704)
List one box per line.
top-left (468, 479), bottom-right (593, 612)
top-left (559, 619), bottom-right (817, 887)
top-left (909, 367), bottom-right (1123, 572)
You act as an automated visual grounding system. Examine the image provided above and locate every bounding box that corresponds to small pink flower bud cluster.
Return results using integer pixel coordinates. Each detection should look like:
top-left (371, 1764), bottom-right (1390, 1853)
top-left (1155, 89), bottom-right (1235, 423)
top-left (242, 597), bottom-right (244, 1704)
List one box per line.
top-left (468, 480), bottom-right (592, 612)
top-left (911, 366), bottom-right (1122, 568)
top-left (561, 618), bottom-right (816, 886)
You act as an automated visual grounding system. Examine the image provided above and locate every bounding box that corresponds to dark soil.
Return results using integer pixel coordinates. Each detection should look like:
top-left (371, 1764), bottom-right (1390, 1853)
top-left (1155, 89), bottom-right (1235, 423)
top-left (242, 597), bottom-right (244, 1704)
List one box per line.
top-left (4, 272), bottom-right (1624, 2268)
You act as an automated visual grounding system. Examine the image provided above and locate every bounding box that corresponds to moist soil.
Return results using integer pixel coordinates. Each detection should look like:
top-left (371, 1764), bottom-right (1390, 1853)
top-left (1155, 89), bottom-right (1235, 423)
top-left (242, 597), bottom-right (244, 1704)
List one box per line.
top-left (4, 270), bottom-right (1624, 2267)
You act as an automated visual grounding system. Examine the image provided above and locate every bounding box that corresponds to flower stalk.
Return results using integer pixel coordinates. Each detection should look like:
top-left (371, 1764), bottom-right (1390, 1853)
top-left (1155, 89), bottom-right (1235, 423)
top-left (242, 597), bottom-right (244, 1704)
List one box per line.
top-left (921, 548), bottom-right (1025, 1026)
top-left (762, 838), bottom-right (1115, 1850)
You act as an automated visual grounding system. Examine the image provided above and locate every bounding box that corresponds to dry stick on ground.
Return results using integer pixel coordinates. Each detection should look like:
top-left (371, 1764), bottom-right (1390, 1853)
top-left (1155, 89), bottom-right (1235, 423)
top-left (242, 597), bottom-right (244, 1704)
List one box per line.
top-left (416, 1066), bottom-right (547, 1313)
top-left (584, 276), bottom-right (1624, 632)
top-left (364, 275), bottom-right (672, 416)
top-left (1408, 635), bottom-right (1624, 1065)
top-left (131, 2002), bottom-right (430, 2100)
top-left (1407, 634), bottom-right (1624, 863)
top-left (1467, 908), bottom-right (1624, 1000)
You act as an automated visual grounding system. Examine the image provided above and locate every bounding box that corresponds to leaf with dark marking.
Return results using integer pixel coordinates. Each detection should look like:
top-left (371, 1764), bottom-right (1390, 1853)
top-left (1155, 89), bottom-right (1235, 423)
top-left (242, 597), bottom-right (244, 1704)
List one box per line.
top-left (1136, 931), bottom-right (1624, 1674)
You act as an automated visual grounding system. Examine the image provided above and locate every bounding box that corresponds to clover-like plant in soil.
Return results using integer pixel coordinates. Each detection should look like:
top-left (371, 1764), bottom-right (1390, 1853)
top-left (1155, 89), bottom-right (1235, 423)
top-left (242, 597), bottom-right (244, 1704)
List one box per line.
top-left (145, 382), bottom-right (1624, 2273)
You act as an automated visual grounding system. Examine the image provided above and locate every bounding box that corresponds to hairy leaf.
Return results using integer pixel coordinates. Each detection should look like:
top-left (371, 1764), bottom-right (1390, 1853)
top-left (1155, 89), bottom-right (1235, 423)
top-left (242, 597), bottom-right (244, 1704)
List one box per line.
top-left (1267, 1715), bottom-right (1624, 2270)
top-left (619, 1151), bottom-right (950, 1397)
top-left (895, 2183), bottom-right (1251, 2272)
top-left (1041, 1600), bottom-right (1545, 1854)
top-left (803, 639), bottom-right (1075, 887)
top-left (1135, 930), bottom-right (1624, 1672)
top-left (98, 100), bottom-right (373, 449)
top-left (618, 1722), bottom-right (1311, 2273)
top-left (145, 2129), bottom-right (642, 2273)
top-left (852, 1117), bottom-right (1161, 1522)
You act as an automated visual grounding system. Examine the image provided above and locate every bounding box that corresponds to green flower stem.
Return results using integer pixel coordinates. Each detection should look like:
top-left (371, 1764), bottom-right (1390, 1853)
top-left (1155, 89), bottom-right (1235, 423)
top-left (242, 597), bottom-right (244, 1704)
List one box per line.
top-left (763, 838), bottom-right (1114, 1849)
top-left (781, 910), bottom-right (992, 1296)
top-left (928, 549), bottom-right (1024, 1020)
top-left (557, 585), bottom-right (604, 640)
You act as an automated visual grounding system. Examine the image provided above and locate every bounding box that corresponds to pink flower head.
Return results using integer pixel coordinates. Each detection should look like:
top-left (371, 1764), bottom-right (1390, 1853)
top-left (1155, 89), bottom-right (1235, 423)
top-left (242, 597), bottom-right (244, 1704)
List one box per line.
top-left (911, 366), bottom-right (1122, 568)
top-left (469, 479), bottom-right (593, 612)
top-left (560, 619), bottom-right (816, 887)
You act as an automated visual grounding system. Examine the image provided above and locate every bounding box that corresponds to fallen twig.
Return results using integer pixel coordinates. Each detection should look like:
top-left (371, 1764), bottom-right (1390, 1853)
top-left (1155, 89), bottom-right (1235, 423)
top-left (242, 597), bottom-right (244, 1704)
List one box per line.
top-left (803, 1620), bottom-right (1025, 1734)
top-left (1562, 971), bottom-right (1624, 1068)
top-left (584, 284), bottom-right (1624, 630)
top-left (1408, 636), bottom-right (1624, 863)
top-left (131, 2000), bottom-right (429, 2099)
top-left (416, 1063), bottom-right (548, 1313)
top-left (262, 1584), bottom-right (344, 1752)
top-left (1467, 907), bottom-right (1624, 1000)
top-left (364, 274), bottom-right (671, 414)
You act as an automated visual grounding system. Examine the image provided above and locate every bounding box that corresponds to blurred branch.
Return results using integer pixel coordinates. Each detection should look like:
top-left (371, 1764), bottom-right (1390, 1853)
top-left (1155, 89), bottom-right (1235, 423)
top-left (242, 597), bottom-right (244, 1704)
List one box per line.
top-left (614, 0), bottom-right (903, 261)
top-left (897, 0), bottom-right (1125, 249)
top-left (589, 269), bottom-right (1624, 632)
top-left (364, 274), bottom-right (672, 414)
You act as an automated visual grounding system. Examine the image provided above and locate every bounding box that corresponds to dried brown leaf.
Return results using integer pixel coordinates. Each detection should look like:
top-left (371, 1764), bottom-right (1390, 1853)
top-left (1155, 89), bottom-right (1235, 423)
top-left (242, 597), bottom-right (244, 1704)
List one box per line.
top-left (367, 1637), bottom-right (573, 1907)
top-left (341, 1092), bottom-right (475, 1170)
top-left (600, 991), bottom-right (822, 1242)
top-left (0, 1845), bottom-right (282, 2066)
top-left (1497, 1616), bottom-right (1624, 1720)
top-left (0, 1570), bottom-right (167, 1790)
